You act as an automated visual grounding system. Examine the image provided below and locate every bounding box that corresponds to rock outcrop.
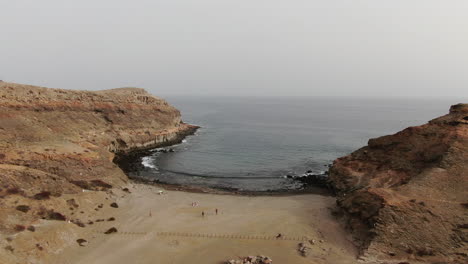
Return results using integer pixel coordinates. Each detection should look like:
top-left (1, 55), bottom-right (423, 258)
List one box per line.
top-left (329, 104), bottom-right (468, 263)
top-left (0, 82), bottom-right (197, 233)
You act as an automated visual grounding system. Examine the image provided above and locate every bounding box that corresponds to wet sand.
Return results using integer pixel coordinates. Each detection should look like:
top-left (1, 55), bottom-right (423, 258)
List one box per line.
top-left (48, 184), bottom-right (358, 264)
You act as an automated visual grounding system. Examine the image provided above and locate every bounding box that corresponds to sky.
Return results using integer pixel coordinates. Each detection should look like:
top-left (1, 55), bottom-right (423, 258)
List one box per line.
top-left (1, 0), bottom-right (467, 97)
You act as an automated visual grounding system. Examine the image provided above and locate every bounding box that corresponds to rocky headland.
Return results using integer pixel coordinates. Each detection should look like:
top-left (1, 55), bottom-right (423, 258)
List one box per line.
top-left (0, 82), bottom-right (198, 196)
top-left (329, 103), bottom-right (468, 263)
top-left (0, 82), bottom-right (197, 263)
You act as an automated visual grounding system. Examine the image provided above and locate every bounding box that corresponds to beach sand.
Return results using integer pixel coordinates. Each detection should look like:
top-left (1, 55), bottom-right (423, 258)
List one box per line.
top-left (46, 184), bottom-right (358, 264)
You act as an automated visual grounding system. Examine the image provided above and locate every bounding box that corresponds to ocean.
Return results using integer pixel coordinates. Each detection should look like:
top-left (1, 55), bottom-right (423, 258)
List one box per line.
top-left (128, 96), bottom-right (460, 192)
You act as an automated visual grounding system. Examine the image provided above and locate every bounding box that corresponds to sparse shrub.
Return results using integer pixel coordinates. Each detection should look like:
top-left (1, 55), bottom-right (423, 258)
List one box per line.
top-left (416, 247), bottom-right (434, 256)
top-left (71, 180), bottom-right (90, 189)
top-left (6, 187), bottom-right (21, 195)
top-left (71, 220), bottom-right (85, 227)
top-left (38, 208), bottom-right (66, 221)
top-left (15, 205), bottom-right (31, 213)
top-left (90, 180), bottom-right (112, 190)
top-left (14, 225), bottom-right (25, 232)
top-left (66, 198), bottom-right (79, 208)
top-left (33, 191), bottom-right (51, 200)
top-left (104, 227), bottom-right (117, 234)
top-left (76, 238), bottom-right (87, 246)
top-left (47, 211), bottom-right (66, 221)
top-left (4, 245), bottom-right (14, 252)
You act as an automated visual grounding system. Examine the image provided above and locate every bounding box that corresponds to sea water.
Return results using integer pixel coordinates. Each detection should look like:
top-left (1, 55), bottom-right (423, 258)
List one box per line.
top-left (129, 96), bottom-right (460, 191)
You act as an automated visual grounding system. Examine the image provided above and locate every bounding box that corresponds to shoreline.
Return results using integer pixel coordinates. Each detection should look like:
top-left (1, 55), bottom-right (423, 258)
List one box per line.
top-left (47, 183), bottom-right (359, 264)
top-left (113, 128), bottom-right (334, 198)
top-left (128, 176), bottom-right (334, 197)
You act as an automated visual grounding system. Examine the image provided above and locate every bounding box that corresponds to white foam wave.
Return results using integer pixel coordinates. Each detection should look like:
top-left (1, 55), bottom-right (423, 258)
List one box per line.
top-left (141, 156), bottom-right (157, 169)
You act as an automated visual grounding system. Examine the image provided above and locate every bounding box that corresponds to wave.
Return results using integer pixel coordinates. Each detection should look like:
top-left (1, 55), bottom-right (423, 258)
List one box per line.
top-left (141, 156), bottom-right (158, 169)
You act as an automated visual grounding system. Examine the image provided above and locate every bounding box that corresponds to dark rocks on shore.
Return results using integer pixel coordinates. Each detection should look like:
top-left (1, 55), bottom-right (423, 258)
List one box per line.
top-left (110, 202), bottom-right (119, 208)
top-left (296, 173), bottom-right (329, 186)
top-left (286, 169), bottom-right (331, 190)
top-left (155, 148), bottom-right (175, 153)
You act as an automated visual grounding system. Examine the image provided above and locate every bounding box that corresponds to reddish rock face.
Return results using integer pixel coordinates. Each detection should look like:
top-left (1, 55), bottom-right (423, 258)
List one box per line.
top-left (0, 82), bottom-right (197, 234)
top-left (0, 82), bottom-right (197, 194)
top-left (329, 103), bottom-right (468, 263)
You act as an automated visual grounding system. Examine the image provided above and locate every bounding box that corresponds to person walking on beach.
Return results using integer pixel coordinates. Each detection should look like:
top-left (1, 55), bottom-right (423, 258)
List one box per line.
top-left (215, 208), bottom-right (218, 215)
top-left (202, 211), bottom-right (205, 217)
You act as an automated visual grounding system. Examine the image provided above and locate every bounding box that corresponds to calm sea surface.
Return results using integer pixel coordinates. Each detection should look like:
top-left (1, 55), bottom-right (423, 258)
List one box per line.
top-left (129, 97), bottom-right (461, 191)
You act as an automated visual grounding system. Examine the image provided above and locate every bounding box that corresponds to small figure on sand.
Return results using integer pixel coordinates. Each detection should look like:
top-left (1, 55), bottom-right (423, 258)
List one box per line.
top-left (215, 208), bottom-right (218, 215)
top-left (202, 211), bottom-right (205, 217)
top-left (149, 210), bottom-right (152, 217)
top-left (276, 233), bottom-right (282, 239)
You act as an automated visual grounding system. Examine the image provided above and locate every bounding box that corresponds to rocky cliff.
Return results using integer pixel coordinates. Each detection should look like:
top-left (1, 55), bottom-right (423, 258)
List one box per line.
top-left (329, 104), bottom-right (468, 263)
top-left (0, 82), bottom-right (197, 233)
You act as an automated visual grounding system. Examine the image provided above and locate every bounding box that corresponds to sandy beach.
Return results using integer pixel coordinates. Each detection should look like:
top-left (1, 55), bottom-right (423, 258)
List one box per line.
top-left (43, 184), bottom-right (358, 264)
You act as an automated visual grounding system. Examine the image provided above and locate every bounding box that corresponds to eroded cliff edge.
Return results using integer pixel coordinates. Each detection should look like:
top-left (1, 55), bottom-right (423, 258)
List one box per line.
top-left (329, 104), bottom-right (468, 263)
top-left (0, 82), bottom-right (197, 231)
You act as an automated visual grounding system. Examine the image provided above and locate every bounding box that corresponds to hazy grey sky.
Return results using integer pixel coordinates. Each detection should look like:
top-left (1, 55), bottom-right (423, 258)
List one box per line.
top-left (1, 0), bottom-right (467, 97)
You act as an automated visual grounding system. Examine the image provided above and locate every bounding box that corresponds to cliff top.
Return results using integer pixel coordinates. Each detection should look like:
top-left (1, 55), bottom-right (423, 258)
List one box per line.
top-left (0, 82), bottom-right (164, 105)
top-left (449, 103), bottom-right (468, 113)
